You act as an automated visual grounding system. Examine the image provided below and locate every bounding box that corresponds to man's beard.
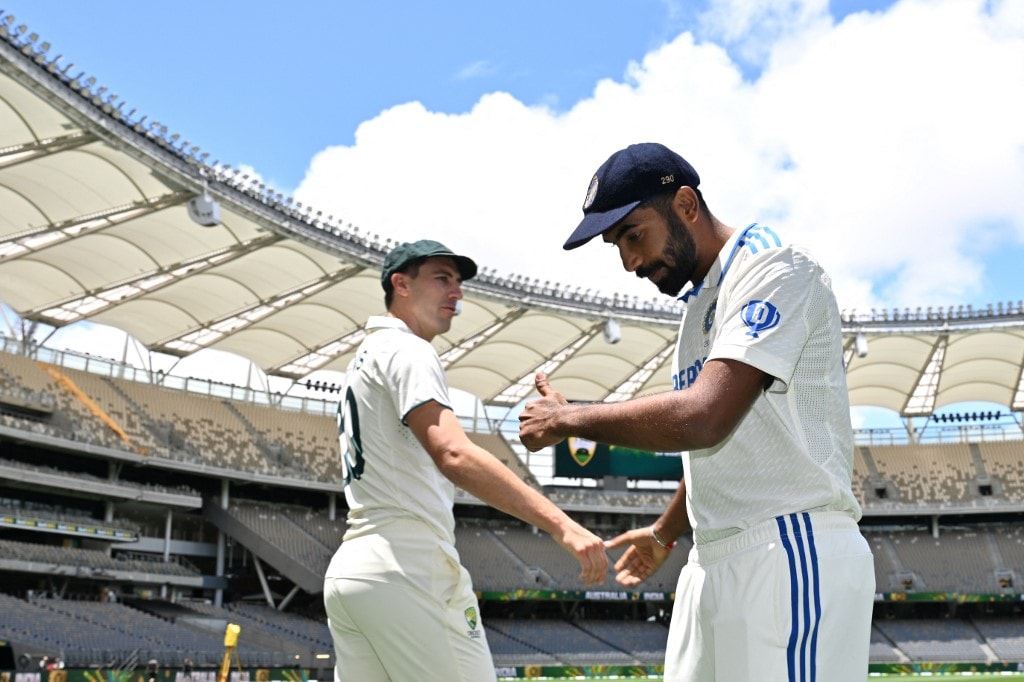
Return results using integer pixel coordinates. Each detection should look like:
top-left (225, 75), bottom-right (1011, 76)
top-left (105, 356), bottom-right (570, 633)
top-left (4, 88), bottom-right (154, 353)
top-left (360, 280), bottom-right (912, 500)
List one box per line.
top-left (636, 211), bottom-right (698, 297)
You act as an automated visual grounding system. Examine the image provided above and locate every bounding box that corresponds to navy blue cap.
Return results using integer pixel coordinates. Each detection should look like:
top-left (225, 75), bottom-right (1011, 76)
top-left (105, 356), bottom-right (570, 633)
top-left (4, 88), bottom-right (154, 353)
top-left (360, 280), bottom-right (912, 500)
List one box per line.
top-left (381, 239), bottom-right (477, 288)
top-left (564, 142), bottom-right (700, 250)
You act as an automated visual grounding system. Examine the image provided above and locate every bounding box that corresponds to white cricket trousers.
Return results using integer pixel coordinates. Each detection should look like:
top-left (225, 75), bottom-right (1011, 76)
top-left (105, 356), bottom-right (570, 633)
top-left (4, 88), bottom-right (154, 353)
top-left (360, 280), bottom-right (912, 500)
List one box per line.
top-left (666, 511), bottom-right (875, 682)
top-left (323, 532), bottom-right (496, 682)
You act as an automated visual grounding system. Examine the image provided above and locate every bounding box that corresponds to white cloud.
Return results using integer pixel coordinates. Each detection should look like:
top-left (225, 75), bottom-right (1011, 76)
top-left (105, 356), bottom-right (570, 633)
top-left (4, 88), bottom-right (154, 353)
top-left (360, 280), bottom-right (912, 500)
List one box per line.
top-left (456, 60), bottom-right (499, 80)
top-left (698, 0), bottom-right (831, 65)
top-left (296, 0), bottom-right (1024, 311)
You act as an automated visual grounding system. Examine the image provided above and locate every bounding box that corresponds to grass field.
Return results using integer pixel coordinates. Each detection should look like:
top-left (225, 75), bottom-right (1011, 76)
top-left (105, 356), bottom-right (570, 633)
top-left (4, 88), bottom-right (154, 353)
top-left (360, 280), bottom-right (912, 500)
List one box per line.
top-left (875, 677), bottom-right (1024, 681)
top-left (497, 671), bottom-right (1024, 675)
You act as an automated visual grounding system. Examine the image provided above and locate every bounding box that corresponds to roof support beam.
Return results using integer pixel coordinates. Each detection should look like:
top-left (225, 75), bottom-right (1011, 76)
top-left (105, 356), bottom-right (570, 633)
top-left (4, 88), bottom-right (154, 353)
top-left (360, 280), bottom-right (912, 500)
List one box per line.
top-left (0, 130), bottom-right (98, 170)
top-left (27, 233), bottom-right (282, 324)
top-left (490, 327), bottom-right (601, 405)
top-left (1014, 356), bottom-right (1024, 411)
top-left (0, 190), bottom-right (191, 263)
top-left (902, 334), bottom-right (949, 416)
top-left (438, 308), bottom-right (528, 368)
top-left (605, 341), bottom-right (677, 402)
top-left (154, 264), bottom-right (363, 356)
top-left (271, 325), bottom-right (369, 378)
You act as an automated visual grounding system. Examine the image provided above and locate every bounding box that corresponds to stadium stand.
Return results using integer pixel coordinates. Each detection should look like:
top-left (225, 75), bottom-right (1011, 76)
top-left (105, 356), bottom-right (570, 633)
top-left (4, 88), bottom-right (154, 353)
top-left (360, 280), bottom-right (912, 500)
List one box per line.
top-left (230, 400), bottom-right (343, 483)
top-left (869, 442), bottom-right (977, 506)
top-left (574, 620), bottom-right (670, 665)
top-left (113, 379), bottom-right (279, 474)
top-left (979, 440), bottom-right (1024, 502)
top-left (0, 504), bottom-right (141, 535)
top-left (972, 616), bottom-right (1024, 661)
top-left (454, 523), bottom-right (537, 590)
top-left (0, 592), bottom-right (287, 668)
top-left (0, 538), bottom-right (200, 579)
top-left (486, 619), bottom-right (637, 665)
top-left (3, 346), bottom-right (1024, 672)
top-left (873, 618), bottom-right (990, 663)
top-left (178, 600), bottom-right (333, 655)
top-left (0, 457), bottom-right (200, 504)
top-left (57, 367), bottom-right (168, 458)
top-left (886, 528), bottom-right (1001, 593)
top-left (485, 625), bottom-right (561, 666)
top-left (279, 506), bottom-right (346, 551)
top-left (0, 355), bottom-right (127, 449)
top-left (868, 624), bottom-right (906, 663)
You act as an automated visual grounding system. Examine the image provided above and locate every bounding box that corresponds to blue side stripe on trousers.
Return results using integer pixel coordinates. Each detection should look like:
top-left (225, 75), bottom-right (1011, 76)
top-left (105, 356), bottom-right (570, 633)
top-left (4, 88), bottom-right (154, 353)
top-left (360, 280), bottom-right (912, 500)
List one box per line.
top-left (776, 514), bottom-right (822, 682)
top-left (803, 512), bottom-right (822, 682)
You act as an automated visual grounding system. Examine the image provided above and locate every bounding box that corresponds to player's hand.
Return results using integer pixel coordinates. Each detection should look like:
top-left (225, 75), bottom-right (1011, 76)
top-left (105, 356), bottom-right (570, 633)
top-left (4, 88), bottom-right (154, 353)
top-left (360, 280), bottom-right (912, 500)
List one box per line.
top-left (605, 527), bottom-right (672, 586)
top-left (518, 372), bottom-right (570, 451)
top-left (555, 523), bottom-right (608, 587)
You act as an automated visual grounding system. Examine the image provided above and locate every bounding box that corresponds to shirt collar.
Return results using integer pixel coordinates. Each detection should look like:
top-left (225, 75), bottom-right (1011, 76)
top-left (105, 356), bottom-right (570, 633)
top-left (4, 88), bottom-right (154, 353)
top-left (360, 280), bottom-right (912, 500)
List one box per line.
top-left (366, 315), bottom-right (412, 332)
top-left (679, 223), bottom-right (757, 303)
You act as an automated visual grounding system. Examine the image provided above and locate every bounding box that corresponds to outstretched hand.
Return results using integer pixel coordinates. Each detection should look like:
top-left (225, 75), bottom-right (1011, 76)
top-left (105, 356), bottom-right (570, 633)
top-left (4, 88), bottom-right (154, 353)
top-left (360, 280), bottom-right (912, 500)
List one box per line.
top-left (519, 372), bottom-right (570, 451)
top-left (555, 523), bottom-right (609, 587)
top-left (605, 527), bottom-right (672, 586)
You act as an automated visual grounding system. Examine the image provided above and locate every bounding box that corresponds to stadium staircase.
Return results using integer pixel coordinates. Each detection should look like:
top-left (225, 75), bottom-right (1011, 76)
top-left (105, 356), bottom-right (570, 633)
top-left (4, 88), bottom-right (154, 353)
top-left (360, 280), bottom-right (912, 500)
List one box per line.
top-left (202, 499), bottom-right (326, 594)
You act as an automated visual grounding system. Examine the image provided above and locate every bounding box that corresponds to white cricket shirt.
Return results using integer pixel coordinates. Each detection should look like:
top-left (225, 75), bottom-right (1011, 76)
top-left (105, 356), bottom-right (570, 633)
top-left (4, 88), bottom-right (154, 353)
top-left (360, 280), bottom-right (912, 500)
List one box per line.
top-left (674, 224), bottom-right (861, 545)
top-left (336, 315), bottom-right (458, 547)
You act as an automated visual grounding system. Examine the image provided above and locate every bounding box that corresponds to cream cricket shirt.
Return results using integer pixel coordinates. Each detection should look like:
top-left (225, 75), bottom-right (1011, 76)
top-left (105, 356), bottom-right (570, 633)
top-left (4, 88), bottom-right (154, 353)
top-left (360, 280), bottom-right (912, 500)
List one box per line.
top-left (675, 224), bottom-right (861, 546)
top-left (335, 316), bottom-right (458, 548)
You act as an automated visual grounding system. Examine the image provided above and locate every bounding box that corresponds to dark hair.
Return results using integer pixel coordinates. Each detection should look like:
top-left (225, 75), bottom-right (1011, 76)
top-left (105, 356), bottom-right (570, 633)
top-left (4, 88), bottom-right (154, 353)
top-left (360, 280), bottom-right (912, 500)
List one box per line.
top-left (642, 186), bottom-right (708, 218)
top-left (383, 257), bottom-right (427, 309)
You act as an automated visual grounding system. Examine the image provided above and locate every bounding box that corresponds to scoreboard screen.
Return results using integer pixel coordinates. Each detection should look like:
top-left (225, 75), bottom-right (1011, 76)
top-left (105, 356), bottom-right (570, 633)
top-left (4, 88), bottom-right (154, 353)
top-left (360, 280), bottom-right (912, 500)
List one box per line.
top-left (554, 437), bottom-right (683, 480)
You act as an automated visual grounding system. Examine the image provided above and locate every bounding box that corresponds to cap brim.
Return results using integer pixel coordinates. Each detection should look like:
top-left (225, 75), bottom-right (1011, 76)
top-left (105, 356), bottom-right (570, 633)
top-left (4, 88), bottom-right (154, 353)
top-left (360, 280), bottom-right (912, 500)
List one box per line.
top-left (452, 255), bottom-right (478, 282)
top-left (563, 200), bottom-right (641, 250)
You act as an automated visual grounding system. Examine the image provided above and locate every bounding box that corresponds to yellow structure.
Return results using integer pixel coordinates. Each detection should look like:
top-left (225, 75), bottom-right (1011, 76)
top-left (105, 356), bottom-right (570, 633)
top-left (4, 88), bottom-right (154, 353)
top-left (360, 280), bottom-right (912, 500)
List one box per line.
top-left (217, 623), bottom-right (241, 682)
top-left (38, 362), bottom-right (147, 455)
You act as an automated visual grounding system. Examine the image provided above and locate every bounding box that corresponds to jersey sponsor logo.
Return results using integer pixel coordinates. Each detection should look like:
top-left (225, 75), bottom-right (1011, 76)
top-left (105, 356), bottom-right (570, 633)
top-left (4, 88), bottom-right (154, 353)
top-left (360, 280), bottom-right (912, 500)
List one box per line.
top-left (568, 437), bottom-right (597, 466)
top-left (741, 299), bottom-right (781, 338)
top-left (673, 356), bottom-right (707, 390)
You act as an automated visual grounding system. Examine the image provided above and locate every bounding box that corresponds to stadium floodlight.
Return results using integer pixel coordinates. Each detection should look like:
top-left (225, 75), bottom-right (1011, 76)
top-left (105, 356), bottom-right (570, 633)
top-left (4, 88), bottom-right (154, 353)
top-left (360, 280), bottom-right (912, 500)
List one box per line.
top-left (603, 316), bottom-right (622, 345)
top-left (855, 331), bottom-right (869, 358)
top-left (187, 180), bottom-right (221, 227)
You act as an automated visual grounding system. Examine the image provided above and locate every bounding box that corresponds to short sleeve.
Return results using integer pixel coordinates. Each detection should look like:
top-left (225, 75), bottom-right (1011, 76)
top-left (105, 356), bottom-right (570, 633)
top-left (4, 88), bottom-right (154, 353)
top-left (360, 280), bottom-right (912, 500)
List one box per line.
top-left (384, 337), bottom-right (453, 423)
top-left (707, 247), bottom-right (824, 389)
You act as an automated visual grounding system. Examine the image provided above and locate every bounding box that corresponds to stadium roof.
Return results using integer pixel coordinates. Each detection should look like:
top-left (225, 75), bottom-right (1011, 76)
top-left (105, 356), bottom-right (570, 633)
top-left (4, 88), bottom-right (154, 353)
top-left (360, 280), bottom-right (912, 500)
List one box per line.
top-left (2, 20), bottom-right (1023, 416)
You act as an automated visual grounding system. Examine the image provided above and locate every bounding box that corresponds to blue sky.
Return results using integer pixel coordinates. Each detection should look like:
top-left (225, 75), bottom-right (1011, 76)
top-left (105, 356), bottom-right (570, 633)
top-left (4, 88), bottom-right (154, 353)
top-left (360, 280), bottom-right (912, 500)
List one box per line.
top-left (6, 0), bottom-right (1023, 311)
top-left (10, 1), bottom-right (901, 189)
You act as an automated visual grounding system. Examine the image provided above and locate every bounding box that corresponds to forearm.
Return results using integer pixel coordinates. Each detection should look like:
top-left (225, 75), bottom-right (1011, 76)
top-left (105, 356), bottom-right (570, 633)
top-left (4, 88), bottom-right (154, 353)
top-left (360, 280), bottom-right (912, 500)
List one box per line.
top-left (443, 446), bottom-right (578, 537)
top-left (544, 359), bottom-right (766, 452)
top-left (555, 392), bottom-right (716, 452)
top-left (652, 482), bottom-right (691, 544)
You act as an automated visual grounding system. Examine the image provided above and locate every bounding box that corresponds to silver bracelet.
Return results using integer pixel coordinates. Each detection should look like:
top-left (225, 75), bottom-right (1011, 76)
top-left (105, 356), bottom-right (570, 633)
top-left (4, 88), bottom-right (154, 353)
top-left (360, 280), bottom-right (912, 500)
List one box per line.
top-left (651, 526), bottom-right (675, 550)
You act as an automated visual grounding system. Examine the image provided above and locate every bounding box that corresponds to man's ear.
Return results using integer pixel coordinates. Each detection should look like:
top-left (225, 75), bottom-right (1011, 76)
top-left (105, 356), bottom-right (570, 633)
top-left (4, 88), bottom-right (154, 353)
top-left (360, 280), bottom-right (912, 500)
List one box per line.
top-left (391, 271), bottom-right (411, 298)
top-left (673, 186), bottom-right (700, 222)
